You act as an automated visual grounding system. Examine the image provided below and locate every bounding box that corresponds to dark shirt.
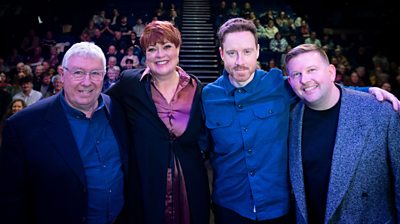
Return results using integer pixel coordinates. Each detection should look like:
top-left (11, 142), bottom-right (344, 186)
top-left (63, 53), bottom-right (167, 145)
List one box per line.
top-left (302, 89), bottom-right (341, 224)
top-left (60, 92), bottom-right (124, 224)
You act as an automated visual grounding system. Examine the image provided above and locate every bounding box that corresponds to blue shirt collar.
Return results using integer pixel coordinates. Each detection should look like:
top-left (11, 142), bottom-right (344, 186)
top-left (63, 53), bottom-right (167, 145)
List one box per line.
top-left (222, 69), bottom-right (261, 95)
top-left (59, 89), bottom-right (106, 119)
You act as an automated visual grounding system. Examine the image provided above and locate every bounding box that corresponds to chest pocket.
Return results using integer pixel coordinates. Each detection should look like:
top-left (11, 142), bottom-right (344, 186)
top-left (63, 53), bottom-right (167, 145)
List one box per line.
top-left (205, 110), bottom-right (233, 129)
top-left (252, 100), bottom-right (286, 119)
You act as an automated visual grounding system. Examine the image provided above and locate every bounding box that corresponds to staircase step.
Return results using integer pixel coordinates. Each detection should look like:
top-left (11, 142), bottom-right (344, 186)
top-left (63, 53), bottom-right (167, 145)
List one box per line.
top-left (180, 59), bottom-right (218, 63)
top-left (181, 0), bottom-right (219, 84)
top-left (181, 30), bottom-right (214, 33)
top-left (180, 54), bottom-right (218, 58)
top-left (186, 70), bottom-right (220, 74)
top-left (182, 37), bottom-right (215, 40)
top-left (183, 15), bottom-right (211, 18)
top-left (181, 23), bottom-right (212, 26)
top-left (181, 44), bottom-right (215, 48)
top-left (180, 49), bottom-right (216, 53)
top-left (182, 41), bottom-right (215, 45)
top-left (180, 63), bottom-right (219, 67)
top-left (181, 26), bottom-right (213, 30)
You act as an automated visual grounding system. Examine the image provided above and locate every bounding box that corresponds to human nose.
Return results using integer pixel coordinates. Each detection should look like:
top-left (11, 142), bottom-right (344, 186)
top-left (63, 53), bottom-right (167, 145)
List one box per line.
top-left (155, 48), bottom-right (165, 57)
top-left (80, 73), bottom-right (92, 84)
top-left (235, 52), bottom-right (243, 65)
top-left (299, 72), bottom-right (311, 83)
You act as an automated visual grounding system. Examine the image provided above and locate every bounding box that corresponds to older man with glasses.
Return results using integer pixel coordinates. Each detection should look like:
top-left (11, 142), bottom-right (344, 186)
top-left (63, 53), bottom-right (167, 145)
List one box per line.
top-left (0, 42), bottom-right (129, 224)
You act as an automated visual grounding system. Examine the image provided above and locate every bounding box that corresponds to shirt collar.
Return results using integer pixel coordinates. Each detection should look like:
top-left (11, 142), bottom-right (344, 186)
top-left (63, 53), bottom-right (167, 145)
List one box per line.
top-left (140, 66), bottom-right (194, 87)
top-left (59, 89), bottom-right (106, 119)
top-left (222, 69), bottom-right (260, 95)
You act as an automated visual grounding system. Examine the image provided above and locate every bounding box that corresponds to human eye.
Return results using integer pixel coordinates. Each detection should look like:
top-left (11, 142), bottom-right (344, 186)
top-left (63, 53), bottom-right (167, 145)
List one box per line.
top-left (90, 70), bottom-right (102, 77)
top-left (244, 49), bottom-right (253, 55)
top-left (290, 72), bottom-right (301, 79)
top-left (308, 67), bottom-right (317, 73)
top-left (226, 50), bottom-right (236, 56)
top-left (73, 70), bottom-right (85, 77)
top-left (147, 47), bottom-right (156, 52)
top-left (164, 43), bottom-right (173, 49)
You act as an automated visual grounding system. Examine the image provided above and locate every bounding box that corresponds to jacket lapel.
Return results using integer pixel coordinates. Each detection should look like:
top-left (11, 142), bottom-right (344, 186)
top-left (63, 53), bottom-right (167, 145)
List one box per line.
top-left (289, 103), bottom-right (308, 222)
top-left (43, 95), bottom-right (86, 185)
top-left (324, 88), bottom-right (366, 222)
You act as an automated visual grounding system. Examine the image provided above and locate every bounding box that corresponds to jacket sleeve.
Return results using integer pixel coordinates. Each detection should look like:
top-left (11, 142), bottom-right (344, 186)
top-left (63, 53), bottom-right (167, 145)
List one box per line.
top-left (388, 111), bottom-right (400, 220)
top-left (0, 120), bottom-right (29, 223)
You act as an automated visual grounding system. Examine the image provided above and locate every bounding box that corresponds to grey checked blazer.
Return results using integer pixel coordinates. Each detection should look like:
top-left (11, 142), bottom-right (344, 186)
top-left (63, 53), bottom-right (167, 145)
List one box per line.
top-left (289, 86), bottom-right (400, 224)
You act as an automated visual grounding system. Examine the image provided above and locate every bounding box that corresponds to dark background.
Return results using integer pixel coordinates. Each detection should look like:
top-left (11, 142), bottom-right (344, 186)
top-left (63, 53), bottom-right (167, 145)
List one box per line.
top-left (0, 0), bottom-right (398, 62)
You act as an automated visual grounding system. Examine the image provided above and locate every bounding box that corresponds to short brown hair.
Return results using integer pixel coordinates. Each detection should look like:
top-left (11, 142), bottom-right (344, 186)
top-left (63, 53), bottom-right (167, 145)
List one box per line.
top-left (140, 21), bottom-right (181, 50)
top-left (217, 17), bottom-right (258, 49)
top-left (284, 44), bottom-right (329, 67)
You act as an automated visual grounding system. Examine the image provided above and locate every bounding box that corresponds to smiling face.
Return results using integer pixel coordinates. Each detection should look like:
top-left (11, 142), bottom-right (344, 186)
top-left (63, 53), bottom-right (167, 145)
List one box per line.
top-left (145, 41), bottom-right (179, 78)
top-left (286, 50), bottom-right (339, 110)
top-left (220, 31), bottom-right (259, 86)
top-left (11, 100), bottom-right (25, 114)
top-left (61, 55), bottom-right (104, 114)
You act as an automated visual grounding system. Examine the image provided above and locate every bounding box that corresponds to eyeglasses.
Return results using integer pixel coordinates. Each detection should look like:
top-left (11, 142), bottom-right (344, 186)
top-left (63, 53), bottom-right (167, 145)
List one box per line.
top-left (63, 67), bottom-right (105, 81)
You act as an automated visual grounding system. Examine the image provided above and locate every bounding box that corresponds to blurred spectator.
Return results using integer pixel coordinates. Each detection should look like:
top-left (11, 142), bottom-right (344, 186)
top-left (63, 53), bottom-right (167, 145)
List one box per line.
top-left (0, 57), bottom-right (9, 74)
top-left (120, 46), bottom-right (140, 70)
top-left (132, 17), bottom-right (145, 38)
top-left (265, 19), bottom-right (279, 40)
top-left (0, 99), bottom-right (27, 146)
top-left (40, 31), bottom-right (57, 59)
top-left (12, 76), bottom-right (42, 106)
top-left (102, 66), bottom-right (121, 92)
top-left (304, 31), bottom-right (322, 47)
top-left (20, 28), bottom-right (40, 57)
top-left (44, 74), bottom-right (63, 98)
top-left (381, 82), bottom-right (392, 92)
top-left (110, 8), bottom-right (121, 26)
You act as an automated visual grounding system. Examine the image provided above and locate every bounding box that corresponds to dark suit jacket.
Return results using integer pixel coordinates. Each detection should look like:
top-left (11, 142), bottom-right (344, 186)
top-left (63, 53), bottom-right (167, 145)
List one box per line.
top-left (106, 68), bottom-right (211, 224)
top-left (0, 93), bottom-right (129, 224)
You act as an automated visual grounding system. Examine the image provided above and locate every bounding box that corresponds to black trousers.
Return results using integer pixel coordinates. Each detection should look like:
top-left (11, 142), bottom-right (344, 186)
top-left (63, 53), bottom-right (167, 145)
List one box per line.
top-left (212, 203), bottom-right (292, 224)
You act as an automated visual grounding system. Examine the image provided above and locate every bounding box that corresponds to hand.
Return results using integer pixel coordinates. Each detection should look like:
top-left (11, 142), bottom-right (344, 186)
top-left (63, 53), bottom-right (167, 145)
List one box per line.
top-left (369, 87), bottom-right (400, 111)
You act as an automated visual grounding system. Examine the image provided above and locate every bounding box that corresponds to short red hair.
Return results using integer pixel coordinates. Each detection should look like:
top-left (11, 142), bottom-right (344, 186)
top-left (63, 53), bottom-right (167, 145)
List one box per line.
top-left (140, 21), bottom-right (181, 50)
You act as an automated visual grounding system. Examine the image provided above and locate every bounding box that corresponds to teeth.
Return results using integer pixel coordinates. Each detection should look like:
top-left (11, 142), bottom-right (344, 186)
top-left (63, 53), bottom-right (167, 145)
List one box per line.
top-left (79, 89), bottom-right (92, 93)
top-left (304, 86), bottom-right (316, 91)
top-left (156, 61), bottom-right (167, 65)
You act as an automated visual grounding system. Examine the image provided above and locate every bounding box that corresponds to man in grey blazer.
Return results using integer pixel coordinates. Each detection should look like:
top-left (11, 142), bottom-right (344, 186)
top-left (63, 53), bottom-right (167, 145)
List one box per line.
top-left (284, 44), bottom-right (400, 223)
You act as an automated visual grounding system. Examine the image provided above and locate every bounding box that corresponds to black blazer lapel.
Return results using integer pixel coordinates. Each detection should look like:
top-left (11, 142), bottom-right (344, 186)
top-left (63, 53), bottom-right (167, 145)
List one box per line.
top-left (43, 95), bottom-right (86, 185)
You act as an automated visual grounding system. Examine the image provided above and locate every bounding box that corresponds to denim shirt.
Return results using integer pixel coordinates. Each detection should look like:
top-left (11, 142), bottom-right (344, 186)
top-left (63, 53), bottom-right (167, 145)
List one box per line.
top-left (202, 69), bottom-right (297, 220)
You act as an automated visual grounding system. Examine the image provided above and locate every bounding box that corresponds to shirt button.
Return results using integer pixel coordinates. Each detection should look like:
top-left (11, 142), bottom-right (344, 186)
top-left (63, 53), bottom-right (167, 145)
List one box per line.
top-left (249, 170), bottom-right (255, 176)
top-left (243, 127), bottom-right (248, 132)
top-left (268, 109), bottom-right (273, 114)
top-left (238, 88), bottom-right (244, 93)
top-left (238, 104), bottom-right (243, 109)
top-left (248, 148), bottom-right (252, 154)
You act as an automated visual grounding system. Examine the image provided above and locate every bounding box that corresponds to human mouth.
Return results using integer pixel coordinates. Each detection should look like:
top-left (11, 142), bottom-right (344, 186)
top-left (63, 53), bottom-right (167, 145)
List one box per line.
top-left (303, 84), bottom-right (318, 92)
top-left (78, 89), bottom-right (93, 94)
top-left (234, 66), bottom-right (247, 71)
top-left (156, 60), bottom-right (168, 65)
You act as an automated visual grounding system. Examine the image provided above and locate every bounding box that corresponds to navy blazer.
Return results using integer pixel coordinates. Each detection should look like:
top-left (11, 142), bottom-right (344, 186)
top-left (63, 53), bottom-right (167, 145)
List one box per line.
top-left (0, 93), bottom-right (129, 224)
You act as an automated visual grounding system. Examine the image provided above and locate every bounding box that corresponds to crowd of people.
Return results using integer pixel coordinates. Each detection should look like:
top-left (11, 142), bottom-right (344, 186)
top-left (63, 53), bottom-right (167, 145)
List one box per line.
top-left (0, 1), bottom-right (399, 224)
top-left (1, 0), bottom-right (399, 120)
